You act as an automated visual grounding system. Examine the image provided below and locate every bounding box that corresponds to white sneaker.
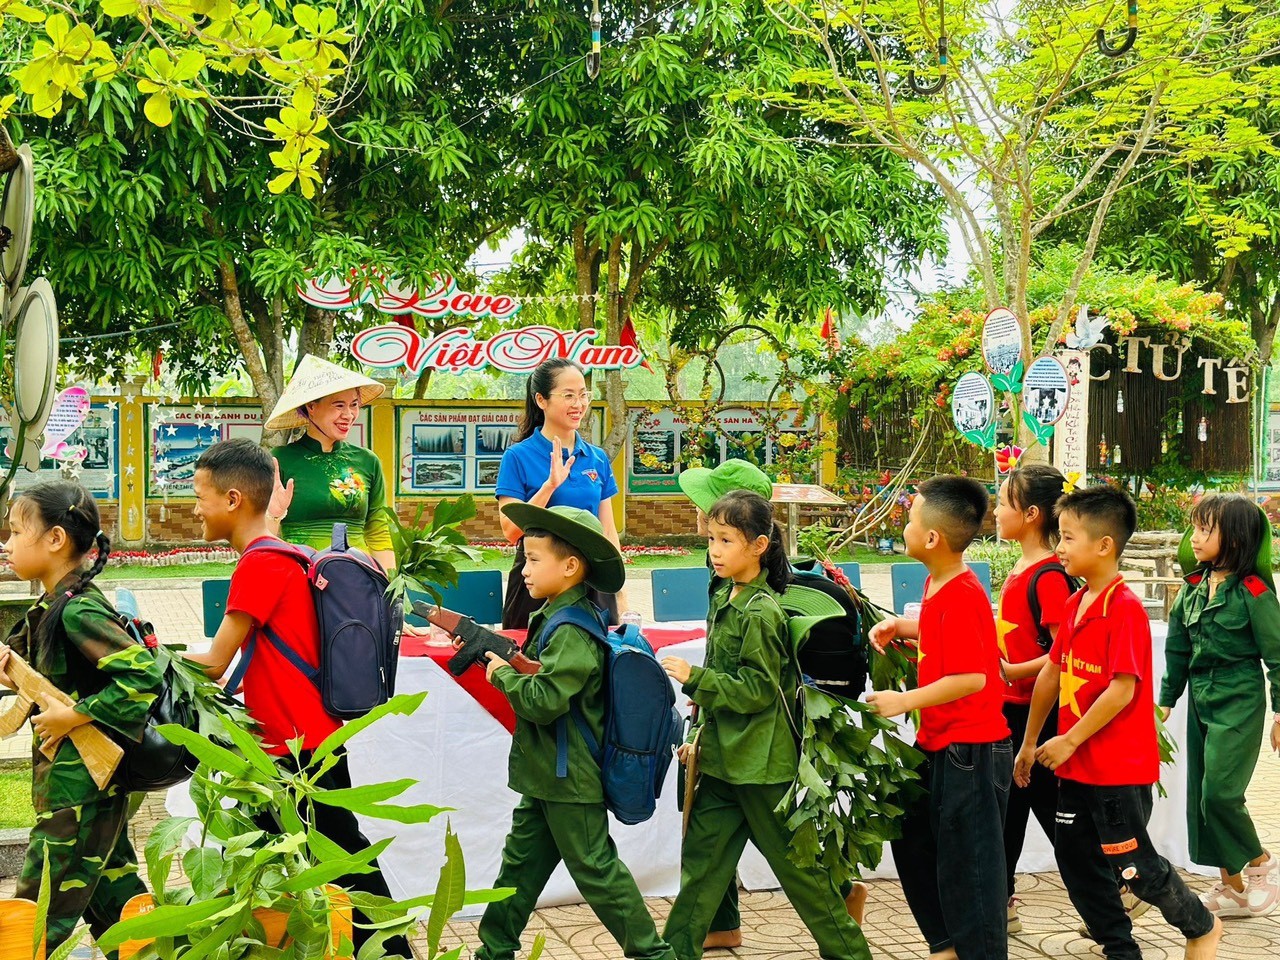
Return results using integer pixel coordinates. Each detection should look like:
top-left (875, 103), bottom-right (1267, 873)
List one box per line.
top-left (1201, 881), bottom-right (1251, 918)
top-left (1244, 860), bottom-right (1280, 916)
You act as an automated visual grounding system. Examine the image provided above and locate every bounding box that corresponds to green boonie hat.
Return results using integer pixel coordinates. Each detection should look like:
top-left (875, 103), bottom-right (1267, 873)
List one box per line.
top-left (678, 459), bottom-right (774, 514)
top-left (502, 503), bottom-right (626, 593)
top-left (1177, 505), bottom-right (1276, 591)
top-left (778, 583), bottom-right (846, 654)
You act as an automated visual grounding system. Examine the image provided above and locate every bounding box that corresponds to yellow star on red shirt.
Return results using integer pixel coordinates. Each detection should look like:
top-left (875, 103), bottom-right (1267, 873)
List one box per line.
top-left (996, 616), bottom-right (1017, 659)
top-left (1059, 653), bottom-right (1090, 718)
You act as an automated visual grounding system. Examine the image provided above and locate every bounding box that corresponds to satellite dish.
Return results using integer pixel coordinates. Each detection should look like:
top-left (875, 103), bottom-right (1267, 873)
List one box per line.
top-left (0, 145), bottom-right (33, 294)
top-left (10, 278), bottom-right (59, 430)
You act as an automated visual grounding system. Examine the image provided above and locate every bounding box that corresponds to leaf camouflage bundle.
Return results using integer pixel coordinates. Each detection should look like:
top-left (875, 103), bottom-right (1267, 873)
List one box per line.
top-left (776, 685), bottom-right (925, 879)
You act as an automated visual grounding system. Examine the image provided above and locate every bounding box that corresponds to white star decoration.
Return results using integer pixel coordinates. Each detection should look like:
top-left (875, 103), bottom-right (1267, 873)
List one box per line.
top-left (166, 425), bottom-right (177, 436)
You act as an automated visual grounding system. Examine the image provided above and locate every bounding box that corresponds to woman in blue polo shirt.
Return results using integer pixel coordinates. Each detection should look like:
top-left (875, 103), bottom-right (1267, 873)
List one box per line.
top-left (496, 357), bottom-right (628, 628)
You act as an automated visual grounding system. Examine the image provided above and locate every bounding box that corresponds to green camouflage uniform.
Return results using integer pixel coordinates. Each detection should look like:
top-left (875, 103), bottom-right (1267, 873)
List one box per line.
top-left (8, 575), bottom-right (162, 955)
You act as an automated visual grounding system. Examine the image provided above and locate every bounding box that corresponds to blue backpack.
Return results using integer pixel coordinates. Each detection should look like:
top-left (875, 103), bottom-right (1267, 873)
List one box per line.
top-left (537, 605), bottom-right (682, 825)
top-left (226, 523), bottom-right (403, 720)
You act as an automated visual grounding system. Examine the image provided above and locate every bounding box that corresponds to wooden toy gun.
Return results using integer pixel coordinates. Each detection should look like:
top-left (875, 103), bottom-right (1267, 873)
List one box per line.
top-left (411, 603), bottom-right (542, 677)
top-left (0, 649), bottom-right (123, 789)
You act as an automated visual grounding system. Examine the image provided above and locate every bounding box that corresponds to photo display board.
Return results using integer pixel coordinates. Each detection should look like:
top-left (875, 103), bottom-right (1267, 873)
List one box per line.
top-left (0, 401), bottom-right (119, 497)
top-left (627, 407), bottom-right (816, 494)
top-left (150, 404), bottom-right (370, 496)
top-left (396, 405), bottom-right (603, 495)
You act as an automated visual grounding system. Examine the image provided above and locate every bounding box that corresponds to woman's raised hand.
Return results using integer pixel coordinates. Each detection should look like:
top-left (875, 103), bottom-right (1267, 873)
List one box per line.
top-left (548, 435), bottom-right (576, 490)
top-left (269, 458), bottom-right (295, 520)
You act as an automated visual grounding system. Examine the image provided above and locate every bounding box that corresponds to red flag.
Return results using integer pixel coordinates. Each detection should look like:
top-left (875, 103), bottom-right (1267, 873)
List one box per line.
top-left (620, 316), bottom-right (653, 372)
top-left (820, 307), bottom-right (839, 352)
top-left (152, 348), bottom-right (163, 381)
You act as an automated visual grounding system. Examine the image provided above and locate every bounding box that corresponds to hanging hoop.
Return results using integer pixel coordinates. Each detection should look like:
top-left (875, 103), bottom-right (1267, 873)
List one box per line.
top-left (1096, 1), bottom-right (1138, 57)
top-left (586, 0), bottom-right (602, 80)
top-left (907, 37), bottom-right (948, 95)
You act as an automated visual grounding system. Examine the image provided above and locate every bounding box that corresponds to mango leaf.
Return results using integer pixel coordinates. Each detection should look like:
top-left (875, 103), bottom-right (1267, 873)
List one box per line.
top-left (278, 838), bottom-right (393, 892)
top-left (309, 779), bottom-right (415, 807)
top-left (184, 847), bottom-right (228, 900)
top-left (157, 724), bottom-right (261, 780)
top-left (99, 896), bottom-right (239, 950)
top-left (426, 822), bottom-right (466, 958)
top-left (309, 692), bottom-right (427, 765)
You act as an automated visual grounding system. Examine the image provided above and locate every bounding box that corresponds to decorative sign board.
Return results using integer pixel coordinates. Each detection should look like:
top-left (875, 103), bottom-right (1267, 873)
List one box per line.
top-left (0, 402), bottom-right (118, 497)
top-left (352, 323), bottom-right (643, 375)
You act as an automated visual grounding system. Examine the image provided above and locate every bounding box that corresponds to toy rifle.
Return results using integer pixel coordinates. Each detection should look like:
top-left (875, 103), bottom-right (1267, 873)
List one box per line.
top-left (0, 649), bottom-right (123, 789)
top-left (411, 603), bottom-right (542, 677)
top-left (678, 706), bottom-right (701, 837)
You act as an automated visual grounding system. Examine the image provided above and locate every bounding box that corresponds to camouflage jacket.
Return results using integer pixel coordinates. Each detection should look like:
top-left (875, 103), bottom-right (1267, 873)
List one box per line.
top-left (7, 575), bottom-right (162, 811)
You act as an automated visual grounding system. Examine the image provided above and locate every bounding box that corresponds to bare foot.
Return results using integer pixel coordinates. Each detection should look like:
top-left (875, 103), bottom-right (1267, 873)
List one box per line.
top-left (703, 929), bottom-right (743, 950)
top-left (1185, 916), bottom-right (1223, 960)
top-left (845, 881), bottom-right (869, 925)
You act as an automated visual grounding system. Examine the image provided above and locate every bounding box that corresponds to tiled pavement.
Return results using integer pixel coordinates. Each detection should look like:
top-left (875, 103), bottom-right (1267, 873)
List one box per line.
top-left (3, 572), bottom-right (1280, 958)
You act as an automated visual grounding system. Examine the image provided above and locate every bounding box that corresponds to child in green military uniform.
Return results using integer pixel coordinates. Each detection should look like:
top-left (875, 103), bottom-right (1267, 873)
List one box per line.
top-left (661, 491), bottom-right (871, 960)
top-left (0, 481), bottom-right (163, 957)
top-left (1161, 493), bottom-right (1280, 917)
top-left (475, 502), bottom-right (676, 960)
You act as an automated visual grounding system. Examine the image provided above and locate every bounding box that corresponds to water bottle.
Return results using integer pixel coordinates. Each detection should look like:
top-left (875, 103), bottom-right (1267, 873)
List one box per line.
top-left (620, 610), bottom-right (643, 634)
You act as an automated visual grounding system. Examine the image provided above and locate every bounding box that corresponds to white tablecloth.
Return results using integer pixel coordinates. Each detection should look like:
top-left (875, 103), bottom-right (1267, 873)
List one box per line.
top-left (169, 623), bottom-right (1210, 912)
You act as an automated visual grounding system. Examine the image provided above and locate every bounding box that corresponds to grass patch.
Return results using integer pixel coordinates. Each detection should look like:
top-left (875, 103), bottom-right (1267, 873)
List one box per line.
top-left (0, 769), bottom-right (34, 830)
top-left (99, 562), bottom-right (237, 581)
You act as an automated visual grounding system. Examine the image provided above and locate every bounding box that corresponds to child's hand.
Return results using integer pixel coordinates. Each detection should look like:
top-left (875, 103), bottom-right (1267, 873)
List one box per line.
top-left (1272, 718), bottom-right (1279, 754)
top-left (1157, 705), bottom-right (1171, 723)
top-left (868, 619), bottom-right (898, 654)
top-left (1035, 735), bottom-right (1076, 771)
top-left (676, 743), bottom-right (693, 763)
top-left (662, 657), bottom-right (692, 685)
top-left (484, 652), bottom-right (510, 682)
top-left (31, 694), bottom-right (87, 745)
top-left (0, 644), bottom-right (17, 692)
top-left (865, 689), bottom-right (907, 719)
top-left (1014, 743), bottom-right (1037, 787)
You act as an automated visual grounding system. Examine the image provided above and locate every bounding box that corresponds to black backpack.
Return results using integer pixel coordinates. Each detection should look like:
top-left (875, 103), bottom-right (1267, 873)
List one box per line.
top-left (1026, 562), bottom-right (1079, 651)
top-left (68, 590), bottom-right (198, 793)
top-left (788, 560), bottom-right (868, 698)
top-left (226, 524), bottom-right (402, 719)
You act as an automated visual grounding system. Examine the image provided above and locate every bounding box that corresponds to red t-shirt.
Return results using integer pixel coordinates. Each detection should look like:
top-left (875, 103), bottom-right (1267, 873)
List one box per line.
top-left (227, 537), bottom-right (341, 755)
top-left (997, 558), bottom-right (1073, 704)
top-left (915, 569), bottom-right (1011, 750)
top-left (1049, 578), bottom-right (1159, 786)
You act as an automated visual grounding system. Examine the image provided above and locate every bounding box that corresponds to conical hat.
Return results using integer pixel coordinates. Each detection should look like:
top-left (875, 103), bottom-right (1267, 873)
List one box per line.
top-left (265, 355), bottom-right (385, 430)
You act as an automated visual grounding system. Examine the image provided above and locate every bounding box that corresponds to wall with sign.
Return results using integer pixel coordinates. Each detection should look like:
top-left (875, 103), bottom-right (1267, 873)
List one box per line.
top-left (627, 407), bottom-right (817, 494)
top-left (395, 404), bottom-right (604, 496)
top-left (0, 402), bottom-right (119, 497)
top-left (149, 404), bottom-right (370, 496)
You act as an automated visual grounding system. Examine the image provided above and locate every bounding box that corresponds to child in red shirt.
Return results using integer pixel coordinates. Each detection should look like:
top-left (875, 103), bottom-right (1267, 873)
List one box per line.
top-left (993, 465), bottom-right (1074, 932)
top-left (869, 475), bottom-right (1012, 960)
top-left (185, 439), bottom-right (411, 959)
top-left (1015, 486), bottom-right (1221, 960)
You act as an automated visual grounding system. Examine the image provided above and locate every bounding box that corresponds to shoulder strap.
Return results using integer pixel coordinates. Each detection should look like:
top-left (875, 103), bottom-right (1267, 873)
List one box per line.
top-left (225, 622), bottom-right (322, 698)
top-left (538, 604), bottom-right (608, 778)
top-left (1242, 574), bottom-right (1271, 598)
top-left (1027, 562), bottom-right (1075, 651)
top-left (243, 538), bottom-right (314, 572)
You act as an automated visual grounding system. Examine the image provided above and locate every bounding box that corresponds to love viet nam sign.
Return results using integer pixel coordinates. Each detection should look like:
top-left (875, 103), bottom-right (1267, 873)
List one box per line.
top-left (300, 272), bottom-right (522, 321)
top-left (351, 324), bottom-right (644, 374)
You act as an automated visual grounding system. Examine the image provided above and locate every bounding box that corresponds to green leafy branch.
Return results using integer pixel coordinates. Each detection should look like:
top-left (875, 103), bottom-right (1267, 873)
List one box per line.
top-left (777, 686), bottom-right (925, 878)
top-left (382, 498), bottom-right (483, 607)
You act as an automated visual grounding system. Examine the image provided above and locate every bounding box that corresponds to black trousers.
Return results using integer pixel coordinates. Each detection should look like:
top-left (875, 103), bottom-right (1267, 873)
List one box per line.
top-left (1055, 779), bottom-right (1215, 959)
top-left (502, 539), bottom-right (619, 629)
top-left (892, 739), bottom-right (1013, 958)
top-left (255, 751), bottom-right (412, 959)
top-left (1002, 702), bottom-right (1059, 898)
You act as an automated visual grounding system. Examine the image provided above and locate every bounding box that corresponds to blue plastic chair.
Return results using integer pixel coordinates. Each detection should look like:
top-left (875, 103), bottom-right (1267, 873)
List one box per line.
top-left (890, 562), bottom-right (929, 615)
top-left (202, 579), bottom-right (231, 638)
top-left (836, 562), bottom-right (862, 591)
top-left (651, 567), bottom-right (713, 622)
top-left (890, 560), bottom-right (993, 613)
top-left (406, 569), bottom-right (505, 627)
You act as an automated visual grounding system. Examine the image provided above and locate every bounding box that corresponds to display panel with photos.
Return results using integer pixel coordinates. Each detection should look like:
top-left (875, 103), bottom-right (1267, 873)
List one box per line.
top-left (0, 402), bottom-right (119, 497)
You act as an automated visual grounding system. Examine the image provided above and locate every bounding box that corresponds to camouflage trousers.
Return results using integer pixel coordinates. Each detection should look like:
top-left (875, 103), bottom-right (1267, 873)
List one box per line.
top-left (16, 789), bottom-right (147, 958)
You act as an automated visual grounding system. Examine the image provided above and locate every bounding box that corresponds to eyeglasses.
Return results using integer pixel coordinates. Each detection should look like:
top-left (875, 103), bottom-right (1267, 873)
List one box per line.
top-left (550, 391), bottom-right (592, 404)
